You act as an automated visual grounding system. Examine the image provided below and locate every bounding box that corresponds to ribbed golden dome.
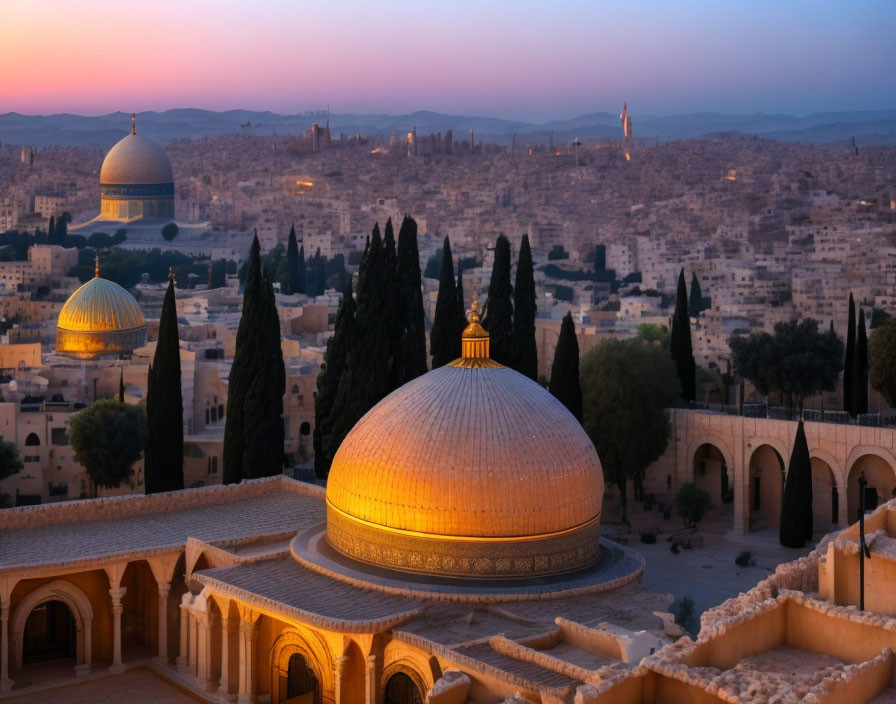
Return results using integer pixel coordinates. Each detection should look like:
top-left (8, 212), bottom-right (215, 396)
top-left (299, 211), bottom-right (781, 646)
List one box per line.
top-left (325, 363), bottom-right (604, 578)
top-left (56, 275), bottom-right (147, 358)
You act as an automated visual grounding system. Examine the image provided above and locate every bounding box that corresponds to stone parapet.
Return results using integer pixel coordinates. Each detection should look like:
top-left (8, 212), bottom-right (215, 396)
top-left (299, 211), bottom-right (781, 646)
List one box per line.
top-left (0, 475), bottom-right (323, 530)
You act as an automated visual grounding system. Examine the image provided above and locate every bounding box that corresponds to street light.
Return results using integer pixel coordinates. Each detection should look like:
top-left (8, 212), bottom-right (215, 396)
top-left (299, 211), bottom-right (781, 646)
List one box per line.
top-left (858, 472), bottom-right (871, 610)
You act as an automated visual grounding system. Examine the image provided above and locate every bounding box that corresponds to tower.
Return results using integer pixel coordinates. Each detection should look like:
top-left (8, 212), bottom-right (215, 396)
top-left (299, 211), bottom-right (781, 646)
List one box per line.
top-left (469, 128), bottom-right (475, 153)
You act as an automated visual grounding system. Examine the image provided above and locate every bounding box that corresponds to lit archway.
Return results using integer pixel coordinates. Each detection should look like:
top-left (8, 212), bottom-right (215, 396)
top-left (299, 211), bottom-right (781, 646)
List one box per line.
top-left (11, 580), bottom-right (94, 673)
top-left (749, 445), bottom-right (785, 531)
top-left (385, 672), bottom-right (424, 704)
top-left (270, 629), bottom-right (333, 704)
top-left (22, 600), bottom-right (74, 664)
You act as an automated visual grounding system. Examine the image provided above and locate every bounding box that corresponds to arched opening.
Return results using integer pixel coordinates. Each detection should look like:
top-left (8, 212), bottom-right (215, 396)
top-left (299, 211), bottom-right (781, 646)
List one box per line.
top-left (22, 600), bottom-right (74, 664)
top-left (810, 457), bottom-right (838, 533)
top-left (749, 445), bottom-right (785, 531)
top-left (24, 433), bottom-right (40, 446)
top-left (286, 652), bottom-right (319, 702)
top-left (848, 454), bottom-right (896, 523)
top-left (300, 422), bottom-right (311, 437)
top-left (693, 443), bottom-right (731, 506)
top-left (385, 672), bottom-right (424, 704)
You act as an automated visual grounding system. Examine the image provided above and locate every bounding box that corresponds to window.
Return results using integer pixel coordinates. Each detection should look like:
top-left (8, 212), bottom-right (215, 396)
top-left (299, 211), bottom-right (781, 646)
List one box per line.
top-left (51, 428), bottom-right (68, 446)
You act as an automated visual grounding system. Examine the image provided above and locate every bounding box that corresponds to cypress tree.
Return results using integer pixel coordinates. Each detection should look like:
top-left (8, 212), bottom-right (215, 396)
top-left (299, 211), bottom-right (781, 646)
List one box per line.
top-left (688, 272), bottom-right (704, 319)
top-left (144, 273), bottom-right (184, 493)
top-left (382, 218), bottom-right (403, 390)
top-left (119, 369), bottom-right (125, 403)
top-left (395, 216), bottom-right (427, 384)
top-left (670, 269), bottom-right (696, 401)
top-left (594, 244), bottom-right (606, 271)
top-left (431, 237), bottom-right (459, 368)
top-left (354, 224), bottom-right (394, 411)
top-left (242, 269), bottom-right (285, 477)
top-left (297, 245), bottom-right (306, 294)
top-left (313, 249), bottom-right (326, 295)
top-left (844, 293), bottom-right (856, 415)
top-left (286, 225), bottom-right (300, 295)
top-left (314, 279), bottom-right (357, 478)
top-left (55, 216), bottom-right (67, 246)
top-left (549, 312), bottom-right (583, 422)
top-left (47, 216), bottom-right (55, 246)
top-left (482, 234), bottom-right (514, 366)
top-left (455, 261), bottom-right (467, 343)
top-left (511, 234), bottom-right (537, 380)
top-left (852, 308), bottom-right (869, 416)
top-left (779, 420), bottom-right (813, 548)
top-left (223, 235), bottom-right (263, 484)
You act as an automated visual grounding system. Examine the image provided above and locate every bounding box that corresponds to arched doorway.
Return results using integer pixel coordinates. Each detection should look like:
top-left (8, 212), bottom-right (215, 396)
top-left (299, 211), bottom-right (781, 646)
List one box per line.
top-left (286, 653), bottom-right (318, 703)
top-left (810, 457), bottom-right (838, 533)
top-left (749, 445), bottom-right (785, 531)
top-left (385, 672), bottom-right (424, 704)
top-left (693, 443), bottom-right (731, 505)
top-left (22, 600), bottom-right (74, 664)
top-left (848, 453), bottom-right (896, 522)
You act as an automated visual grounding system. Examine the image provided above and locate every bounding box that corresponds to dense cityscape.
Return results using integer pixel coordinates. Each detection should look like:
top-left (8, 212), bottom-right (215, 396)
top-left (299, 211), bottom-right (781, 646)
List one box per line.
top-left (2, 0), bottom-right (896, 702)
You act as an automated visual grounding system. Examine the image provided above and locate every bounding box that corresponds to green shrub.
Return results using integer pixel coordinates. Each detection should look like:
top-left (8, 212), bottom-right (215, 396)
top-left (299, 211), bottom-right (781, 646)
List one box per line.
top-left (735, 550), bottom-right (752, 567)
top-left (671, 596), bottom-right (699, 636)
top-left (676, 482), bottom-right (713, 528)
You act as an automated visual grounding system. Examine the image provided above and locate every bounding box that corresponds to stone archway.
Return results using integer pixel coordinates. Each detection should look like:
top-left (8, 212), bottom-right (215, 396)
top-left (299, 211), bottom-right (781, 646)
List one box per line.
top-left (693, 443), bottom-right (732, 506)
top-left (382, 660), bottom-right (428, 704)
top-left (384, 671), bottom-right (425, 704)
top-left (11, 580), bottom-right (94, 674)
top-left (847, 451), bottom-right (896, 523)
top-left (270, 629), bottom-right (333, 704)
top-left (749, 445), bottom-right (785, 531)
top-left (809, 456), bottom-right (839, 533)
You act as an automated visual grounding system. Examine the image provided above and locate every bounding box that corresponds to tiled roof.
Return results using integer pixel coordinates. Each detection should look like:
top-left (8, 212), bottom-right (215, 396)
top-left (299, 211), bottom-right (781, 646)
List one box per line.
top-left (0, 488), bottom-right (324, 572)
top-left (196, 558), bottom-right (423, 632)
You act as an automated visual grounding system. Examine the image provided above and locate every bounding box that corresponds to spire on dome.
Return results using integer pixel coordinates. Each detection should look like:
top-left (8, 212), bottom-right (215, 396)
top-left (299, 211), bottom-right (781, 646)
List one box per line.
top-left (131, 113), bottom-right (136, 135)
top-left (94, 254), bottom-right (100, 278)
top-left (168, 266), bottom-right (176, 285)
top-left (448, 294), bottom-right (503, 368)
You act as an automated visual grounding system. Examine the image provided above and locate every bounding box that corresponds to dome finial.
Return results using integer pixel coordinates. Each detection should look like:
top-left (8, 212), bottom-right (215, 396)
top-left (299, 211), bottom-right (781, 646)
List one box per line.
top-left (168, 266), bottom-right (176, 285)
top-left (131, 113), bottom-right (136, 135)
top-left (94, 254), bottom-right (100, 278)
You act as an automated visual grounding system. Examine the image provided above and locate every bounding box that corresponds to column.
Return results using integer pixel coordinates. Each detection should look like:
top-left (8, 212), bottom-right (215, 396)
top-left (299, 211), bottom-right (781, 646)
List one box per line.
top-left (109, 586), bottom-right (127, 673)
top-left (334, 654), bottom-right (348, 703)
top-left (1, 600), bottom-right (13, 693)
top-left (156, 583), bottom-right (170, 662)
top-left (218, 617), bottom-right (234, 701)
top-left (197, 613), bottom-right (217, 692)
top-left (237, 619), bottom-right (258, 704)
top-left (177, 602), bottom-right (189, 671)
top-left (364, 654), bottom-right (378, 704)
top-left (189, 612), bottom-right (199, 676)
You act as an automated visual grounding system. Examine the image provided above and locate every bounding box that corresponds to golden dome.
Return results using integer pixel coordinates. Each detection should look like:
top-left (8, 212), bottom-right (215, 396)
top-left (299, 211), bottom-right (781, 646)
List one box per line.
top-left (100, 130), bottom-right (173, 185)
top-left (325, 309), bottom-right (603, 578)
top-left (56, 272), bottom-right (147, 358)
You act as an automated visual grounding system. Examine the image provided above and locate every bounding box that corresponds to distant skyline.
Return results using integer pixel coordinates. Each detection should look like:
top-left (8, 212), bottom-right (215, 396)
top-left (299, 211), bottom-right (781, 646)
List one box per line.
top-left (2, 0), bottom-right (894, 121)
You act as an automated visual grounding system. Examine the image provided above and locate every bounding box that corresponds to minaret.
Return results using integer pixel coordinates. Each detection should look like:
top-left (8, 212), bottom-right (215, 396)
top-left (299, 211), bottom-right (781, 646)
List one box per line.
top-left (469, 128), bottom-right (475, 152)
top-left (573, 137), bottom-right (582, 167)
top-left (95, 254), bottom-right (100, 278)
top-left (131, 113), bottom-right (136, 135)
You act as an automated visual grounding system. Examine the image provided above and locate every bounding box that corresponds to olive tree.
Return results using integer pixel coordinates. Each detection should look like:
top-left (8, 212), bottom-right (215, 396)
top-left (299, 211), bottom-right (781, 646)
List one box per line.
top-left (69, 399), bottom-right (147, 496)
top-left (0, 439), bottom-right (23, 481)
top-left (729, 318), bottom-right (842, 411)
top-left (870, 317), bottom-right (896, 408)
top-left (581, 338), bottom-right (681, 522)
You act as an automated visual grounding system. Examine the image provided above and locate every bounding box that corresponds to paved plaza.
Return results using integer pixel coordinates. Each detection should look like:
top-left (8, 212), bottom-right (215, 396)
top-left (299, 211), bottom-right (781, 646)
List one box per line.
top-left (4, 667), bottom-right (204, 703)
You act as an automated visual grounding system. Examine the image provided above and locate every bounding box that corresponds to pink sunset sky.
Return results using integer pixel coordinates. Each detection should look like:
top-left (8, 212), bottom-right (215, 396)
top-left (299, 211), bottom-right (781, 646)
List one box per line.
top-left (1, 0), bottom-right (894, 121)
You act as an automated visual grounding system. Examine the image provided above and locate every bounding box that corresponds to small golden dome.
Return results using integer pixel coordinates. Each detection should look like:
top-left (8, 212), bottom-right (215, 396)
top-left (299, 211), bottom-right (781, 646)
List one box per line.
top-left (56, 273), bottom-right (147, 358)
top-left (450, 297), bottom-right (502, 369)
